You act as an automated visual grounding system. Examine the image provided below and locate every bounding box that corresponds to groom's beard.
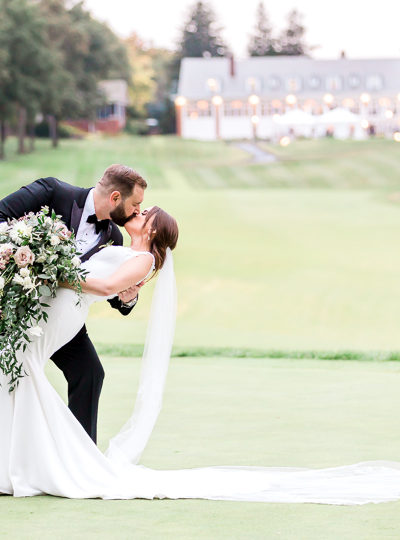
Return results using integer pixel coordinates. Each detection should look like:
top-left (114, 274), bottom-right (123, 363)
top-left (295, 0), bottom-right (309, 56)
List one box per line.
top-left (109, 203), bottom-right (136, 226)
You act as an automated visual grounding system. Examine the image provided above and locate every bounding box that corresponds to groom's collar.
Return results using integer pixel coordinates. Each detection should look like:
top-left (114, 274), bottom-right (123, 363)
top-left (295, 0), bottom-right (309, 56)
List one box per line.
top-left (71, 187), bottom-right (94, 234)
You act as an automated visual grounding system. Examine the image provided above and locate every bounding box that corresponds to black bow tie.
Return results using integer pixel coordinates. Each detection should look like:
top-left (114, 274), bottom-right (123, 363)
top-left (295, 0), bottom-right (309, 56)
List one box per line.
top-left (86, 214), bottom-right (110, 234)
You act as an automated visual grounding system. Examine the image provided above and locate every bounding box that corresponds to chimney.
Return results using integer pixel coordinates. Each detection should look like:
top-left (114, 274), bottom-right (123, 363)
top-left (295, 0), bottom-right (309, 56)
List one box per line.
top-left (229, 54), bottom-right (235, 77)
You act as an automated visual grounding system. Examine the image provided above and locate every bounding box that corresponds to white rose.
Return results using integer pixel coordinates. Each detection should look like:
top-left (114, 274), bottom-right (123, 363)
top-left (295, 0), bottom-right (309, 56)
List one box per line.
top-left (12, 274), bottom-right (35, 291)
top-left (71, 256), bottom-right (81, 267)
top-left (19, 267), bottom-right (30, 278)
top-left (10, 222), bottom-right (32, 244)
top-left (0, 276), bottom-right (5, 290)
top-left (45, 217), bottom-right (53, 227)
top-left (22, 276), bottom-right (35, 291)
top-left (28, 326), bottom-right (43, 338)
top-left (12, 274), bottom-right (24, 286)
top-left (0, 223), bottom-right (9, 234)
top-left (50, 235), bottom-right (60, 246)
top-left (36, 254), bottom-right (46, 263)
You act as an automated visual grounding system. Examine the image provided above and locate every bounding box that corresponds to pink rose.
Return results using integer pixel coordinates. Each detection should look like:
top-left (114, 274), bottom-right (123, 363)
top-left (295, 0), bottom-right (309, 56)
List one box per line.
top-left (14, 246), bottom-right (35, 268)
top-left (55, 223), bottom-right (72, 240)
top-left (0, 243), bottom-right (14, 269)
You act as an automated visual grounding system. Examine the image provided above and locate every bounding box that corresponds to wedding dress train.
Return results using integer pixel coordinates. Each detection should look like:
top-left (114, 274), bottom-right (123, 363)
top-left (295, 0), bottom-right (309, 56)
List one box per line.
top-left (1, 246), bottom-right (400, 504)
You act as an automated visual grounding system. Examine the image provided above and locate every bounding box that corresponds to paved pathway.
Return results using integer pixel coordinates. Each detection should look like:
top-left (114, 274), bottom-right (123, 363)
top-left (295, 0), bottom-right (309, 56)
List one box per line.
top-left (234, 142), bottom-right (277, 163)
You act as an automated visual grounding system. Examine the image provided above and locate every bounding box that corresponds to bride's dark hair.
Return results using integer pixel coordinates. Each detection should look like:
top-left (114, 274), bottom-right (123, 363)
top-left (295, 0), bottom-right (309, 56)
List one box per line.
top-left (144, 206), bottom-right (178, 272)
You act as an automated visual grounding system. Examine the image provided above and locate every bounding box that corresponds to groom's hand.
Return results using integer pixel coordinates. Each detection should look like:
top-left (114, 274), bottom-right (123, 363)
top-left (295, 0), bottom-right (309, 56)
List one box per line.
top-left (118, 281), bottom-right (144, 304)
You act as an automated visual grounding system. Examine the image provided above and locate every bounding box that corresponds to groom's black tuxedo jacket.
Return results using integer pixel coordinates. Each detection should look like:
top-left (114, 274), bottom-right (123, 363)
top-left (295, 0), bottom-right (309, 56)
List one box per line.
top-left (0, 176), bottom-right (133, 315)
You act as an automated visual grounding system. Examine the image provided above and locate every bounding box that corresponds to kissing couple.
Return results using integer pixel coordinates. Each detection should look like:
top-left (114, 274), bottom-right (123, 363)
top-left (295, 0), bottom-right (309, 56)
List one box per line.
top-left (1, 165), bottom-right (400, 504)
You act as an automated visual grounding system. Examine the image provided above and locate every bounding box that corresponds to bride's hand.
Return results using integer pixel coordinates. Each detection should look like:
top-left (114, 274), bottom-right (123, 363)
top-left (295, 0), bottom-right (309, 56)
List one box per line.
top-left (118, 281), bottom-right (145, 303)
top-left (58, 281), bottom-right (73, 289)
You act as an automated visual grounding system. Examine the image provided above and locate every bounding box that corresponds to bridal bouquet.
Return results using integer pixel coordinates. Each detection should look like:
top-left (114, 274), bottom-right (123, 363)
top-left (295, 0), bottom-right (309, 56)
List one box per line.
top-left (0, 206), bottom-right (87, 391)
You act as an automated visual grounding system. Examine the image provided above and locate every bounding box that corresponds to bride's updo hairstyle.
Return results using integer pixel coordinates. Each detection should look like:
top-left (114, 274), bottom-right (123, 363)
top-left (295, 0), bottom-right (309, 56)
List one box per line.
top-left (144, 206), bottom-right (178, 272)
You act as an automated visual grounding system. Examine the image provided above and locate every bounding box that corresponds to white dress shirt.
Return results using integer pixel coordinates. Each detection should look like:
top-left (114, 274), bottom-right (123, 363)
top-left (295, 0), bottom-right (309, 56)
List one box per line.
top-left (74, 190), bottom-right (137, 308)
top-left (75, 189), bottom-right (102, 256)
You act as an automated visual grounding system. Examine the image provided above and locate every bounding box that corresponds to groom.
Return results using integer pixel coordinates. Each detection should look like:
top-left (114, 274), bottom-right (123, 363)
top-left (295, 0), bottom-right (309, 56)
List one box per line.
top-left (0, 164), bottom-right (147, 443)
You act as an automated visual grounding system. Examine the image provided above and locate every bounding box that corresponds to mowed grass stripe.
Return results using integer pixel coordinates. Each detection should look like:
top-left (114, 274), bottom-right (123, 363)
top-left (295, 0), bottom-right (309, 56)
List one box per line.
top-left (362, 152), bottom-right (400, 185)
top-left (214, 165), bottom-right (263, 188)
top-left (163, 168), bottom-right (192, 190)
top-left (193, 167), bottom-right (228, 188)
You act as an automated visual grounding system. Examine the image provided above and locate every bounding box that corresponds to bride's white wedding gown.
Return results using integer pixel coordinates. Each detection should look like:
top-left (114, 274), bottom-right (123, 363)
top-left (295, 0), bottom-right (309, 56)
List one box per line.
top-left (1, 246), bottom-right (400, 504)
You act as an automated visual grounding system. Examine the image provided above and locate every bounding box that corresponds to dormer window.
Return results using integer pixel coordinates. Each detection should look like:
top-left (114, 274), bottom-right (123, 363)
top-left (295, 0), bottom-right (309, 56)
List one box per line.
top-left (326, 76), bottom-right (343, 91)
top-left (348, 73), bottom-right (362, 89)
top-left (245, 77), bottom-right (262, 93)
top-left (366, 75), bottom-right (384, 91)
top-left (206, 77), bottom-right (222, 93)
top-left (267, 76), bottom-right (281, 90)
top-left (308, 75), bottom-right (321, 90)
top-left (286, 76), bottom-right (302, 92)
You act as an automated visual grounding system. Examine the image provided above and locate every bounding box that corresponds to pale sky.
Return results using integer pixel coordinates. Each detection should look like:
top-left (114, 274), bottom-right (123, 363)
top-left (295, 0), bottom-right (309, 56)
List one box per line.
top-left (83, 0), bottom-right (400, 59)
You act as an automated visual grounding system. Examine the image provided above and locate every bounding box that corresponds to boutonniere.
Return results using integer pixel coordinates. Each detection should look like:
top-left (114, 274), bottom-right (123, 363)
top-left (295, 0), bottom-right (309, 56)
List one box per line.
top-left (99, 239), bottom-right (114, 250)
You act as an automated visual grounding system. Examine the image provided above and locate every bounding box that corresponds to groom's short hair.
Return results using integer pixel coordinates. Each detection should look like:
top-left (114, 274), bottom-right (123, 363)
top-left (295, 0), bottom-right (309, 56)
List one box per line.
top-left (100, 164), bottom-right (147, 198)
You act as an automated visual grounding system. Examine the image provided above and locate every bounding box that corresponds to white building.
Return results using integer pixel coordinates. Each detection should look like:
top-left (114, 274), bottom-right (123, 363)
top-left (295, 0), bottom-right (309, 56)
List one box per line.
top-left (176, 57), bottom-right (400, 141)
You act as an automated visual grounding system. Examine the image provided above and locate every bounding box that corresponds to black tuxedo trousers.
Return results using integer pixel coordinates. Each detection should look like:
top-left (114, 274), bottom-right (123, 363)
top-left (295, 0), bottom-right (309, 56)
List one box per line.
top-left (0, 177), bottom-right (134, 443)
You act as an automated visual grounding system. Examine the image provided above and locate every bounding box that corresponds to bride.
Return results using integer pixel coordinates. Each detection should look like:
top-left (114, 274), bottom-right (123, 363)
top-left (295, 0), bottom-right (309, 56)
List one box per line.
top-left (1, 205), bottom-right (400, 504)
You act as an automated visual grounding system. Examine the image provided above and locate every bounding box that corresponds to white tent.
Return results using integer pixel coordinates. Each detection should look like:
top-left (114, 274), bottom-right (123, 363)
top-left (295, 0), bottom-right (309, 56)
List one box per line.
top-left (315, 107), bottom-right (366, 140)
top-left (316, 107), bottom-right (360, 123)
top-left (273, 109), bottom-right (315, 137)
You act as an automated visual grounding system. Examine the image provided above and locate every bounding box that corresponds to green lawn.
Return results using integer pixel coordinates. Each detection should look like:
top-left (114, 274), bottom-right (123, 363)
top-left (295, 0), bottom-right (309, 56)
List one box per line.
top-left (2, 135), bottom-right (400, 538)
top-left (2, 356), bottom-right (400, 539)
top-left (2, 135), bottom-right (400, 190)
top-left (2, 135), bottom-right (400, 352)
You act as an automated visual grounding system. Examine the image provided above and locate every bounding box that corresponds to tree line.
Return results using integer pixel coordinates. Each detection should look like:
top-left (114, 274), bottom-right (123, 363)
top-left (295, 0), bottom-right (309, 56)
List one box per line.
top-left (0, 0), bottom-right (311, 158)
top-left (0, 0), bottom-right (130, 158)
top-left (180, 1), bottom-right (311, 58)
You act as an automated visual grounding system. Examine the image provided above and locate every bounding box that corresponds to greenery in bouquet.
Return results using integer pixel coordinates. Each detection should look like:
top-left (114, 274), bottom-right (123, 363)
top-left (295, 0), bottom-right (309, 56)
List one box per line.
top-left (0, 206), bottom-right (87, 391)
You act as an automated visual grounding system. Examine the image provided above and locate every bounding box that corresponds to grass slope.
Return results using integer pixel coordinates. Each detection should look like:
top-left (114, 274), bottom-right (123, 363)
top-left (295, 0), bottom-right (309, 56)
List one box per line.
top-left (1, 136), bottom-right (400, 351)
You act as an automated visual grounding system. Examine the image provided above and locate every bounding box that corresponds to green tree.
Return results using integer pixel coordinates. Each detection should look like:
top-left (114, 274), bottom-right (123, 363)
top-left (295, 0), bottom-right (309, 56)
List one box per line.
top-left (248, 2), bottom-right (277, 57)
top-left (0, 0), bottom-right (131, 155)
top-left (0, 0), bottom-right (55, 156)
top-left (277, 9), bottom-right (310, 56)
top-left (124, 33), bottom-right (157, 118)
top-left (38, 0), bottom-right (130, 146)
top-left (0, 12), bottom-right (10, 159)
top-left (179, 1), bottom-right (229, 58)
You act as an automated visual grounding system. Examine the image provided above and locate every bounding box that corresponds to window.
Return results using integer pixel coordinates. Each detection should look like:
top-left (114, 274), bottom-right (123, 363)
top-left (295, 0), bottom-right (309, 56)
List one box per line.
top-left (267, 76), bottom-right (281, 90)
top-left (224, 101), bottom-right (250, 116)
top-left (326, 76), bottom-right (343, 91)
top-left (245, 77), bottom-right (262, 93)
top-left (348, 73), bottom-right (362, 89)
top-left (206, 77), bottom-right (222, 93)
top-left (186, 102), bottom-right (211, 117)
top-left (260, 102), bottom-right (271, 116)
top-left (366, 75), bottom-right (384, 91)
top-left (308, 75), bottom-right (321, 90)
top-left (286, 76), bottom-right (302, 92)
top-left (97, 105), bottom-right (114, 119)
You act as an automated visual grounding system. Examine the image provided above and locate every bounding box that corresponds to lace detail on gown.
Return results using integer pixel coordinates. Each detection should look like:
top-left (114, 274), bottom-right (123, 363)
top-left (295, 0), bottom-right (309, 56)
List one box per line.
top-left (1, 245), bottom-right (400, 503)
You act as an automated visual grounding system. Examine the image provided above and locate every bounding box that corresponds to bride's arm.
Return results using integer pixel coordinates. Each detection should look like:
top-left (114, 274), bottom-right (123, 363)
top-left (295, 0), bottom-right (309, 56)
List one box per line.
top-left (66, 254), bottom-right (154, 296)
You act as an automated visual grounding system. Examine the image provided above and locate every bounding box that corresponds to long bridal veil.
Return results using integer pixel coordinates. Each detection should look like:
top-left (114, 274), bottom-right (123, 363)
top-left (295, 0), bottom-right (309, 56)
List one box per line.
top-left (106, 247), bottom-right (176, 465)
top-left (105, 249), bottom-right (400, 505)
